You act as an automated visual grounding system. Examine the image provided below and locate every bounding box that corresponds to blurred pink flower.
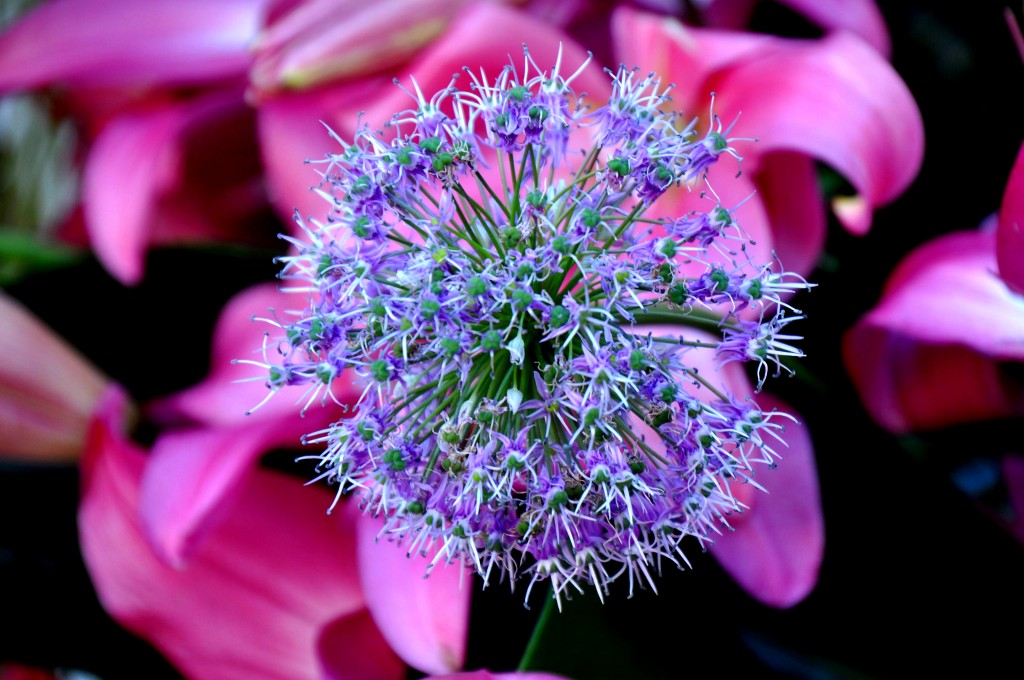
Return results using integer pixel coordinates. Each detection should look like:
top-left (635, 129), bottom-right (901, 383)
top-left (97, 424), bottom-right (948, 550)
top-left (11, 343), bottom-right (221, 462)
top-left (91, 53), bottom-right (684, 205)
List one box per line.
top-left (0, 285), bottom-right (470, 678)
top-left (0, 0), bottom-right (610, 285)
top-left (0, 290), bottom-right (109, 463)
top-left (95, 283), bottom-right (472, 678)
top-left (843, 142), bottom-right (1024, 543)
top-left (0, 0), bottom-right (899, 285)
top-left (843, 142), bottom-right (1024, 433)
top-left (611, 6), bottom-right (923, 277)
top-left (586, 2), bottom-right (922, 607)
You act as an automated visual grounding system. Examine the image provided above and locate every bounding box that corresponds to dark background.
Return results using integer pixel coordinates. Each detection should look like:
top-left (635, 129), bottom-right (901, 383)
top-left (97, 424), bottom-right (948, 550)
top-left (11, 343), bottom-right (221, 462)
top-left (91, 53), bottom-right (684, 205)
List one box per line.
top-left (2, 1), bottom-right (1023, 678)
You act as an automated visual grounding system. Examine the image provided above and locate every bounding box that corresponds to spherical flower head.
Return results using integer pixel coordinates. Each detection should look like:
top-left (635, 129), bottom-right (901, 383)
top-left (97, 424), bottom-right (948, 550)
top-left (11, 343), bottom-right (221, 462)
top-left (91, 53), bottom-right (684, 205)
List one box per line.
top-left (245, 45), bottom-right (814, 607)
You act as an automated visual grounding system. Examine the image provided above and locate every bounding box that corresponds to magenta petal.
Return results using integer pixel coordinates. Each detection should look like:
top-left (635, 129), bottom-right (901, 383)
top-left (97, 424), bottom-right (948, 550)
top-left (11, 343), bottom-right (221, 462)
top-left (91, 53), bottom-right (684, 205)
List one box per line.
top-left (844, 323), bottom-right (1024, 433)
top-left (710, 394), bottom-right (823, 608)
top-left (259, 2), bottom-right (606, 227)
top-left (355, 509), bottom-right (471, 675)
top-left (611, 9), bottom-right (920, 236)
top-left (147, 283), bottom-right (359, 428)
top-left (701, 31), bottom-right (923, 235)
top-left (82, 94), bottom-right (240, 285)
top-left (0, 291), bottom-right (109, 462)
top-left (694, 0), bottom-right (890, 56)
top-left (81, 107), bottom-right (181, 285)
top-left (998, 142), bottom-right (1024, 294)
top-left (80, 390), bottom-right (370, 680)
top-left (612, 8), bottom-right (774, 112)
top-left (251, 0), bottom-right (472, 93)
top-left (317, 610), bottom-right (406, 680)
top-left (0, 0), bottom-right (263, 90)
top-left (139, 420), bottom-right (291, 567)
top-left (258, 79), bottom-right (391, 225)
top-left (751, 151), bottom-right (828, 277)
top-left (858, 228), bottom-right (1024, 359)
top-left (843, 227), bottom-right (1024, 432)
top-left (359, 1), bottom-right (609, 125)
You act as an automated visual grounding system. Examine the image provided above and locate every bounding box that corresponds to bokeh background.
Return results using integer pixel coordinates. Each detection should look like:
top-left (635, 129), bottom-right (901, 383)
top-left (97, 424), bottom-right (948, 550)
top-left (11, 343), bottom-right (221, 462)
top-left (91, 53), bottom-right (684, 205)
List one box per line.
top-left (1, 1), bottom-right (1022, 678)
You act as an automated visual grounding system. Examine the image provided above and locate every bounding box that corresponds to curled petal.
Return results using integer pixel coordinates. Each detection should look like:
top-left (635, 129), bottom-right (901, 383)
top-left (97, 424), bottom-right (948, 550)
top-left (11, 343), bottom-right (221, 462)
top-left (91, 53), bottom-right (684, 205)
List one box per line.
top-left (82, 94), bottom-right (244, 285)
top-left (998, 142), bottom-right (1024, 294)
top-left (771, 0), bottom-right (890, 56)
top-left (844, 228), bottom-right (1024, 432)
top-left (700, 31), bottom-right (922, 234)
top-left (139, 419), bottom-right (308, 567)
top-left (355, 509), bottom-right (471, 676)
top-left (80, 385), bottom-right (372, 680)
top-left (0, 0), bottom-right (262, 91)
top-left (613, 8), bottom-right (923, 236)
top-left (749, 151), bottom-right (827, 277)
top-left (0, 291), bottom-right (109, 461)
top-left (856, 228), bottom-right (1024, 360)
top-left (708, 393), bottom-right (823, 608)
top-left (844, 328), bottom-right (1024, 433)
top-left (147, 283), bottom-right (358, 428)
top-left (612, 8), bottom-right (776, 111)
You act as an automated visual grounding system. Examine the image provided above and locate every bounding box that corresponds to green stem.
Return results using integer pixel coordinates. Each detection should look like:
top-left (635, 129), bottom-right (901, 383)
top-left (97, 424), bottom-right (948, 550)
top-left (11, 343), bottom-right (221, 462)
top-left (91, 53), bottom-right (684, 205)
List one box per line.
top-left (517, 585), bottom-right (559, 671)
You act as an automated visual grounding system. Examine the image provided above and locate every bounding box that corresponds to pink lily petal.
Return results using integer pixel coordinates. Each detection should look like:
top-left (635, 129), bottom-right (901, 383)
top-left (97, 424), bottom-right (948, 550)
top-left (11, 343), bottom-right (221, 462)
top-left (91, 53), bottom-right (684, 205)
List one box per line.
top-left (355, 508), bottom-right (471, 675)
top-left (258, 79), bottom-right (392, 225)
top-left (751, 151), bottom-right (828, 276)
top-left (139, 418), bottom-right (310, 567)
top-left (82, 106), bottom-right (181, 285)
top-left (612, 9), bottom-right (775, 110)
top-left (633, 147), bottom-right (792, 284)
top-left (80, 385), bottom-right (384, 680)
top-left (318, 610), bottom-right (407, 680)
top-left (998, 141), bottom-right (1024, 294)
top-left (613, 8), bottom-right (923, 236)
top-left (0, 0), bottom-right (263, 91)
top-left (0, 291), bottom-right (109, 462)
top-left (82, 93), bottom-right (243, 285)
top-left (697, 31), bottom-right (922, 234)
top-left (857, 228), bottom-right (1024, 359)
top-left (357, 1), bottom-right (610, 128)
top-left (250, 0), bottom-right (472, 94)
top-left (147, 283), bottom-right (358, 428)
top-left (630, 326), bottom-right (822, 606)
top-left (844, 326), bottom-right (1024, 433)
top-left (709, 392), bottom-right (823, 608)
top-left (843, 227), bottom-right (1024, 432)
top-left (258, 1), bottom-right (608, 228)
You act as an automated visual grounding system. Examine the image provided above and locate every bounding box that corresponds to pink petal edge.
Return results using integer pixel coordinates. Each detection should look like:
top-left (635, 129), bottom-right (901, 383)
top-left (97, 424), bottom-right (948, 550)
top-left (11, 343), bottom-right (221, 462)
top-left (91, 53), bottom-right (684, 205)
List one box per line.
top-left (355, 507), bottom-right (471, 675)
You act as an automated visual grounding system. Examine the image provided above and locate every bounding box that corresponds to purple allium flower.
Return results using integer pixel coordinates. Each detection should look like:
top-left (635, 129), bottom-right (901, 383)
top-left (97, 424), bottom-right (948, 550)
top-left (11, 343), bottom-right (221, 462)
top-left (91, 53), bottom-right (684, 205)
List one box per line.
top-left (245, 46), bottom-right (814, 608)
